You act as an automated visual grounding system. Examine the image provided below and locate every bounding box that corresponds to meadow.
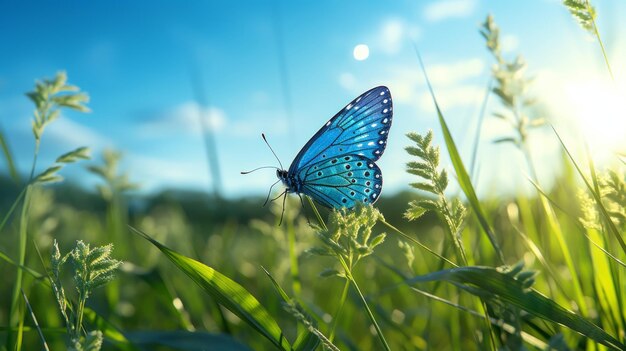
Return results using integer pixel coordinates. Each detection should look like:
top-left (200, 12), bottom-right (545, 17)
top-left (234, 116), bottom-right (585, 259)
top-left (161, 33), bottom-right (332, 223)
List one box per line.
top-left (1, 4), bottom-right (626, 351)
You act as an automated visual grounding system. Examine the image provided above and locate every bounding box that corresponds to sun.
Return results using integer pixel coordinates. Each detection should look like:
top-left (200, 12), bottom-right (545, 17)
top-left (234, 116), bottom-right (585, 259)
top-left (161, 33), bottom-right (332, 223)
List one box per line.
top-left (563, 78), bottom-right (626, 156)
top-left (353, 44), bottom-right (370, 61)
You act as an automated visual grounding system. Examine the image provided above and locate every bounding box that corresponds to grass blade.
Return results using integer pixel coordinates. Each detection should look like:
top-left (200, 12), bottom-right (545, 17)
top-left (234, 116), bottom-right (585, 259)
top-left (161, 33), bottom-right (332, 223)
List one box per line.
top-left (0, 187), bottom-right (26, 234)
top-left (130, 226), bottom-right (292, 351)
top-left (8, 185), bottom-right (33, 349)
top-left (261, 266), bottom-right (321, 351)
top-left (21, 290), bottom-right (50, 351)
top-left (527, 177), bottom-right (626, 268)
top-left (552, 126), bottom-right (626, 254)
top-left (0, 127), bottom-right (20, 183)
top-left (415, 50), bottom-right (505, 264)
top-left (0, 248), bottom-right (45, 280)
top-left (406, 266), bottom-right (625, 350)
top-left (470, 78), bottom-right (493, 182)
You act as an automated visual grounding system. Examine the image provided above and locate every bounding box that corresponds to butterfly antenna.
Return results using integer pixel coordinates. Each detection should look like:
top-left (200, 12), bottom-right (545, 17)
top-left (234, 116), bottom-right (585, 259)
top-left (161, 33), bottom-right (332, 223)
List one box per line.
top-left (263, 179), bottom-right (281, 207)
top-left (240, 166), bottom-right (279, 175)
top-left (262, 133), bottom-right (284, 170)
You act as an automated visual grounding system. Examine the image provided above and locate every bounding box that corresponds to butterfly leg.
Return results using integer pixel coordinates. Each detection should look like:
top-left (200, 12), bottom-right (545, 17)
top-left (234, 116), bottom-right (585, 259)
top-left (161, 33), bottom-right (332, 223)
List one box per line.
top-left (270, 189), bottom-right (288, 203)
top-left (263, 179), bottom-right (281, 207)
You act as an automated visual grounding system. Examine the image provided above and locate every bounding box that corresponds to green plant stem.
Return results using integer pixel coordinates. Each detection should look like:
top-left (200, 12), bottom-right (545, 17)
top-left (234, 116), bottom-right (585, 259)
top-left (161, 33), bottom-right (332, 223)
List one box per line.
top-left (0, 249), bottom-right (45, 280)
top-left (75, 293), bottom-right (87, 338)
top-left (437, 202), bottom-right (496, 350)
top-left (470, 78), bottom-right (493, 182)
top-left (439, 196), bottom-right (468, 265)
top-left (522, 135), bottom-right (589, 315)
top-left (16, 301), bottom-right (25, 351)
top-left (306, 197), bottom-right (327, 230)
top-left (0, 187), bottom-right (26, 233)
top-left (29, 140), bottom-right (41, 180)
top-left (0, 126), bottom-right (19, 183)
top-left (8, 139), bottom-right (41, 349)
top-left (328, 278), bottom-right (350, 343)
top-left (287, 219), bottom-right (301, 296)
top-left (586, 0), bottom-right (614, 81)
top-left (521, 143), bottom-right (539, 183)
top-left (337, 256), bottom-right (391, 351)
top-left (416, 133), bottom-right (469, 264)
top-left (22, 290), bottom-right (50, 351)
top-left (8, 185), bottom-right (32, 350)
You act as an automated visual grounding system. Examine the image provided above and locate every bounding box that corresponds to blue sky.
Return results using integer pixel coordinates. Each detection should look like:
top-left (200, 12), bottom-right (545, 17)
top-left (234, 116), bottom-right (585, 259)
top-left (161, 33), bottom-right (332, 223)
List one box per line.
top-left (1, 1), bottom-right (625, 198)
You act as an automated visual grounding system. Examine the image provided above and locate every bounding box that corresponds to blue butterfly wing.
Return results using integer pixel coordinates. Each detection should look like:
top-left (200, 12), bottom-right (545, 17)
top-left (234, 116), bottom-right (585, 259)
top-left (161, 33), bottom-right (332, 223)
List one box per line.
top-left (297, 154), bottom-right (383, 209)
top-left (288, 86), bottom-right (393, 175)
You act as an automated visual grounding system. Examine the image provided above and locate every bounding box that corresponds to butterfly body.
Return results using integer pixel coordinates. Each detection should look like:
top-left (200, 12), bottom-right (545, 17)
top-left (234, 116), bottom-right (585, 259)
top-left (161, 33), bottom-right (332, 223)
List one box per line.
top-left (276, 169), bottom-right (302, 194)
top-left (277, 86), bottom-right (393, 209)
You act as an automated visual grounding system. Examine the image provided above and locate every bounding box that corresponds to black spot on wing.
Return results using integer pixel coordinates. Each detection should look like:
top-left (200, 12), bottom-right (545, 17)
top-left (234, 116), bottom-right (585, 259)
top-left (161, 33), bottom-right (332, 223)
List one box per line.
top-left (298, 154), bottom-right (383, 209)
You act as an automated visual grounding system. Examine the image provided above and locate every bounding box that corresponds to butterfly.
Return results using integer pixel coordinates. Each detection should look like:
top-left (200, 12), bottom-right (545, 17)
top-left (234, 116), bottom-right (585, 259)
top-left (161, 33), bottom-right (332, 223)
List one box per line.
top-left (271, 86), bottom-right (393, 212)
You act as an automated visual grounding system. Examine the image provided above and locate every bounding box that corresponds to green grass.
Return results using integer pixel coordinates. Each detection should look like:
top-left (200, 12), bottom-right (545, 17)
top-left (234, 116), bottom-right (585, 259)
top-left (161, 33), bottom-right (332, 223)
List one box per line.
top-left (1, 4), bottom-right (626, 350)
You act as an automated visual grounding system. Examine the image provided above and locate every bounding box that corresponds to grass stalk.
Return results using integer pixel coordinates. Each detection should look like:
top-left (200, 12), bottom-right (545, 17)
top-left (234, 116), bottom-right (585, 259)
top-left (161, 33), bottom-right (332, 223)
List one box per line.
top-left (417, 50), bottom-right (505, 264)
top-left (553, 126), bottom-right (626, 254)
top-left (190, 66), bottom-right (223, 199)
top-left (0, 126), bottom-right (19, 183)
top-left (539, 194), bottom-right (589, 315)
top-left (15, 301), bottom-right (25, 351)
top-left (522, 134), bottom-right (591, 316)
top-left (328, 279), bottom-right (350, 343)
top-left (337, 255), bottom-right (391, 351)
top-left (75, 296), bottom-right (87, 338)
top-left (22, 290), bottom-right (50, 351)
top-left (287, 218), bottom-right (301, 296)
top-left (0, 187), bottom-right (26, 234)
top-left (585, 0), bottom-right (614, 81)
top-left (306, 196), bottom-right (327, 231)
top-left (470, 78), bottom-right (493, 182)
top-left (8, 185), bottom-right (33, 349)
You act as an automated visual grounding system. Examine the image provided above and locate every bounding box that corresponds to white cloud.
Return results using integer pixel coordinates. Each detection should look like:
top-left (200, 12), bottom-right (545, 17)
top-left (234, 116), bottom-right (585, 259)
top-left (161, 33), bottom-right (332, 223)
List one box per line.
top-left (137, 101), bottom-right (226, 138)
top-left (382, 58), bottom-right (485, 112)
top-left (427, 58), bottom-right (484, 86)
top-left (388, 78), bottom-right (419, 104)
top-left (135, 100), bottom-right (291, 142)
top-left (373, 18), bottom-right (421, 56)
top-left (127, 153), bottom-right (208, 191)
top-left (46, 117), bottom-right (112, 149)
top-left (228, 113), bottom-right (289, 138)
top-left (417, 85), bottom-right (484, 113)
top-left (339, 72), bottom-right (357, 90)
top-left (423, 0), bottom-right (477, 22)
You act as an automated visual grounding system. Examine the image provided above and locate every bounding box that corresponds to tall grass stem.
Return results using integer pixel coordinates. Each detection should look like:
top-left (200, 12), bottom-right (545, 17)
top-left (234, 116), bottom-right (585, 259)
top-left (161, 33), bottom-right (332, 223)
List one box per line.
top-left (328, 279), bottom-right (350, 343)
top-left (586, 0), bottom-right (615, 81)
top-left (338, 256), bottom-right (391, 351)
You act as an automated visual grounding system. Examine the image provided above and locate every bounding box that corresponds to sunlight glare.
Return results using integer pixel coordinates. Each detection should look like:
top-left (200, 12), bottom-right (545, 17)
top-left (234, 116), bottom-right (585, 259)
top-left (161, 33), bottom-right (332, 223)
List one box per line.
top-left (564, 79), bottom-right (626, 155)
